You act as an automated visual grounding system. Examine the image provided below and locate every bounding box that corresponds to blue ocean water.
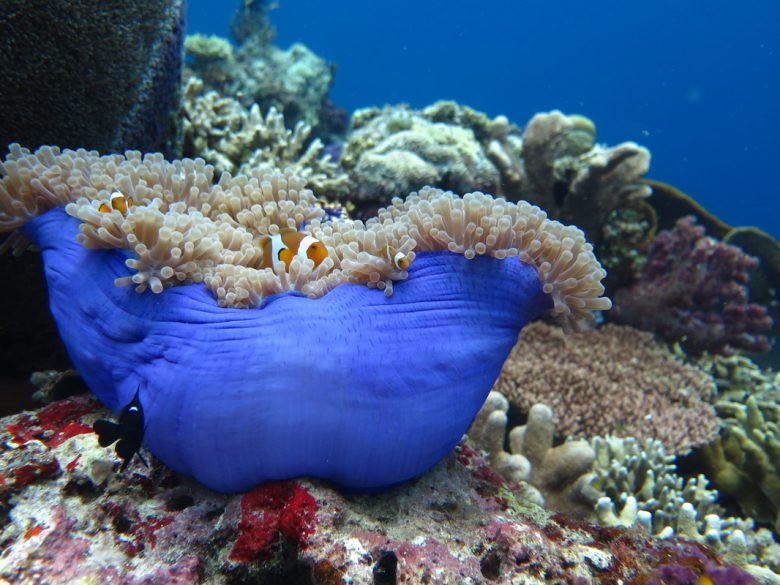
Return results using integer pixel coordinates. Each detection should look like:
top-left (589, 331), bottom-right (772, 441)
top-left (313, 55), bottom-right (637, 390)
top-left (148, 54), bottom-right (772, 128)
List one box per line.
top-left (187, 0), bottom-right (780, 238)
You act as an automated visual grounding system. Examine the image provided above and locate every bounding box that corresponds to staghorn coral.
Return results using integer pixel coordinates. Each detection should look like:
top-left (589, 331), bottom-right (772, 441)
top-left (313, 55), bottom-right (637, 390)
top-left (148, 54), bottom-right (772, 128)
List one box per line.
top-left (1, 0), bottom-right (184, 156)
top-left (468, 394), bottom-right (599, 519)
top-left (493, 321), bottom-right (719, 455)
top-left (517, 110), bottom-right (651, 243)
top-left (613, 215), bottom-right (773, 355)
top-left (0, 144), bottom-right (610, 492)
top-left (182, 76), bottom-right (349, 195)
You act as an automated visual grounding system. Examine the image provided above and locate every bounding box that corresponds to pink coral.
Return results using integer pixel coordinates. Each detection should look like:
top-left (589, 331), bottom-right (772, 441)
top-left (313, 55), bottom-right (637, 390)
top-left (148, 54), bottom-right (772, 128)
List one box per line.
top-left (613, 215), bottom-right (773, 355)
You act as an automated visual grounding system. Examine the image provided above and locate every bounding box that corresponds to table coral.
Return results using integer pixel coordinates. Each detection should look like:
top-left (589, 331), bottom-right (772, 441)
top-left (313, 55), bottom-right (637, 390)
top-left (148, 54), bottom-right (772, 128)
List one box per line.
top-left (613, 215), bottom-right (773, 355)
top-left (493, 321), bottom-right (719, 454)
top-left (0, 144), bottom-right (610, 493)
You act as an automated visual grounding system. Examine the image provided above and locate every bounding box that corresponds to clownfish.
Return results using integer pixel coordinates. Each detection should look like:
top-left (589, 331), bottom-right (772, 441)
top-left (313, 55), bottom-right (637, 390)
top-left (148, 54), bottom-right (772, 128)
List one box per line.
top-left (382, 245), bottom-right (411, 271)
top-left (260, 228), bottom-right (329, 270)
top-left (98, 191), bottom-right (134, 215)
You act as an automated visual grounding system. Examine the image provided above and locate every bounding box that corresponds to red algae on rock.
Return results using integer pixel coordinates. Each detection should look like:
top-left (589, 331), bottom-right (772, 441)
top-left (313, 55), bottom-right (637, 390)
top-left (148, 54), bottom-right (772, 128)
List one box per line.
top-left (229, 481), bottom-right (318, 563)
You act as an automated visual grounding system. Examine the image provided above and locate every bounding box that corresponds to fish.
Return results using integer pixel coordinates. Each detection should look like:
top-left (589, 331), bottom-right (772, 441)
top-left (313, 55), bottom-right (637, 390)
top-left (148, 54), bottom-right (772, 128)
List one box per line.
top-left (93, 386), bottom-right (148, 472)
top-left (259, 227), bottom-right (329, 270)
top-left (98, 191), bottom-right (134, 215)
top-left (382, 245), bottom-right (411, 271)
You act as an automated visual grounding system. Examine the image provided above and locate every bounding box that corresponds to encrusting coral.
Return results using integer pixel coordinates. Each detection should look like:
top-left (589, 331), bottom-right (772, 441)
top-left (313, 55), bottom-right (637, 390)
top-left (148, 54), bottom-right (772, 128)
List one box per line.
top-left (613, 215), bottom-right (773, 355)
top-left (0, 143), bottom-right (611, 493)
top-left (493, 321), bottom-right (719, 455)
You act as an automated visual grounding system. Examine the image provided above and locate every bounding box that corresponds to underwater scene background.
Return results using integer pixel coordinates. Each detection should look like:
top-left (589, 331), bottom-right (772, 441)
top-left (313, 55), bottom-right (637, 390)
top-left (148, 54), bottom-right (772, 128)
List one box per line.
top-left (0, 0), bottom-right (779, 583)
top-left (190, 0), bottom-right (780, 238)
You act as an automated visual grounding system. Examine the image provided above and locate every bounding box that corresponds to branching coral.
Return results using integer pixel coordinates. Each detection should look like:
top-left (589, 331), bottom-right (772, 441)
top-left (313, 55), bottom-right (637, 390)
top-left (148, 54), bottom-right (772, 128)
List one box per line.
top-left (703, 391), bottom-right (780, 535)
top-left (613, 215), bottom-right (773, 355)
top-left (592, 434), bottom-right (780, 580)
top-left (182, 77), bottom-right (349, 196)
top-left (493, 321), bottom-right (719, 454)
top-left (469, 394), bottom-right (780, 580)
top-left (468, 393), bottom-right (599, 518)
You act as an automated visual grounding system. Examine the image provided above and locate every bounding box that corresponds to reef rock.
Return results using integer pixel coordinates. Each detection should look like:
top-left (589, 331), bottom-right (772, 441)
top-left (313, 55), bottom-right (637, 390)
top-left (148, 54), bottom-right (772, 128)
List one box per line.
top-left (0, 397), bottom-right (762, 584)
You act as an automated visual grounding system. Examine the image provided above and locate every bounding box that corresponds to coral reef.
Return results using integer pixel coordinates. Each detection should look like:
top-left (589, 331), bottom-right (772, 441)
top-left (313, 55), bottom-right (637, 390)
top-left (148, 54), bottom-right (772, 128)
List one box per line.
top-left (339, 104), bottom-right (652, 235)
top-left (592, 435), bottom-right (780, 579)
top-left (469, 394), bottom-right (780, 581)
top-left (516, 110), bottom-right (652, 242)
top-left (0, 144), bottom-right (609, 492)
top-left (340, 104), bottom-right (504, 204)
top-left (0, 0), bottom-right (184, 156)
top-left (613, 215), bottom-right (773, 355)
top-left (493, 321), bottom-right (719, 454)
top-left (703, 389), bottom-right (780, 535)
top-left (185, 2), bottom-right (334, 135)
top-left (468, 394), bottom-right (599, 518)
top-left (0, 397), bottom-right (764, 584)
top-left (182, 77), bottom-right (349, 195)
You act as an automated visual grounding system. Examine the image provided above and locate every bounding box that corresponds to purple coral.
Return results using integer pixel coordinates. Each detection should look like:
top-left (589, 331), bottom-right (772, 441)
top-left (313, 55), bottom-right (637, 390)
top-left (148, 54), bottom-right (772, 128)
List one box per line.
top-left (613, 215), bottom-right (773, 355)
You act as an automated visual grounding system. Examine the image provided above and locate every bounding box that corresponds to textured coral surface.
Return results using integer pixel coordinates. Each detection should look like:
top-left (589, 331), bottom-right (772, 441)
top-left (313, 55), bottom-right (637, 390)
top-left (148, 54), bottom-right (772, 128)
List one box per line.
top-left (0, 398), bottom-right (758, 584)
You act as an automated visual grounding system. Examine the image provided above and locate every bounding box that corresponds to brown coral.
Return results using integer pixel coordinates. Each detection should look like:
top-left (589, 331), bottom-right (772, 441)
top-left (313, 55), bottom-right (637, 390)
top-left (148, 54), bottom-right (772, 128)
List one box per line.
top-left (493, 321), bottom-right (719, 454)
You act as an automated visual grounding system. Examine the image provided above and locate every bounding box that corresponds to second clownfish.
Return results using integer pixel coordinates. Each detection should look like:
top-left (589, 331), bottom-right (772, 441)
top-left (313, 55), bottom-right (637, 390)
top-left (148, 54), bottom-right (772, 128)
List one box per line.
top-left (381, 245), bottom-right (411, 271)
top-left (98, 191), bottom-right (134, 215)
top-left (260, 228), bottom-right (329, 270)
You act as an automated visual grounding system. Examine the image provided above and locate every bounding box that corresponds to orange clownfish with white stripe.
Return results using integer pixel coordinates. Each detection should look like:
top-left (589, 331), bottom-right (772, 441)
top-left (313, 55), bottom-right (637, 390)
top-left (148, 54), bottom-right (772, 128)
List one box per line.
top-left (260, 228), bottom-right (329, 270)
top-left (382, 245), bottom-right (411, 271)
top-left (98, 191), bottom-right (134, 215)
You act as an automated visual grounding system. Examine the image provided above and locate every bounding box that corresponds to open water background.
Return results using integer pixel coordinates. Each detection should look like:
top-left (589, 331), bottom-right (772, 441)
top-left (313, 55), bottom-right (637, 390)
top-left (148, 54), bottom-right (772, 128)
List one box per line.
top-left (187, 0), bottom-right (780, 238)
